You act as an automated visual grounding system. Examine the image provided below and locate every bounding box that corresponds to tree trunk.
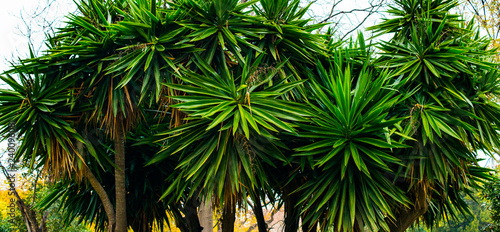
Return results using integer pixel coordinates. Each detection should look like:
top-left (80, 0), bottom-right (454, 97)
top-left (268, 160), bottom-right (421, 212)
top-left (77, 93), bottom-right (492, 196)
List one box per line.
top-left (17, 199), bottom-right (38, 232)
top-left (387, 184), bottom-right (429, 232)
top-left (38, 212), bottom-right (48, 232)
top-left (115, 114), bottom-right (128, 232)
top-left (83, 165), bottom-right (116, 231)
top-left (221, 194), bottom-right (236, 232)
top-left (199, 198), bottom-right (213, 232)
top-left (184, 196), bottom-right (203, 232)
top-left (172, 196), bottom-right (202, 232)
top-left (1, 167), bottom-right (39, 232)
top-left (249, 193), bottom-right (267, 232)
top-left (78, 140), bottom-right (116, 232)
top-left (284, 183), bottom-right (300, 232)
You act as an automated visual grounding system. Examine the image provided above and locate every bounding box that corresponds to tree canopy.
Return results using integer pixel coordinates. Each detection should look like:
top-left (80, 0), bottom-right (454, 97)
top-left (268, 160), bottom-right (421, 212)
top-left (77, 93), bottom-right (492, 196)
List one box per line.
top-left (0, 0), bottom-right (499, 231)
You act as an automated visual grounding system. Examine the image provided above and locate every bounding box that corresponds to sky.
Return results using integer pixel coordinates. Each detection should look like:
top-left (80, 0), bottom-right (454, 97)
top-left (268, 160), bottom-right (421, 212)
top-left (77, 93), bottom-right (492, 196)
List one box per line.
top-left (0, 0), bottom-right (34, 71)
top-left (0, 0), bottom-right (75, 72)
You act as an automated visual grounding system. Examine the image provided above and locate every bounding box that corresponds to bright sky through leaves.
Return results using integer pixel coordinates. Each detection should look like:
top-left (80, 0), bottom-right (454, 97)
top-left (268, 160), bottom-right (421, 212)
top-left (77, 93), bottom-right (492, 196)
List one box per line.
top-left (0, 0), bottom-right (75, 72)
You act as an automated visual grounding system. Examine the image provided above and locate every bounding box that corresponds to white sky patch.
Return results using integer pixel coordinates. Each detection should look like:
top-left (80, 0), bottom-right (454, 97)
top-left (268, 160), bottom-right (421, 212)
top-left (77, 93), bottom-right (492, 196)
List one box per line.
top-left (0, 0), bottom-right (31, 72)
top-left (0, 0), bottom-right (75, 72)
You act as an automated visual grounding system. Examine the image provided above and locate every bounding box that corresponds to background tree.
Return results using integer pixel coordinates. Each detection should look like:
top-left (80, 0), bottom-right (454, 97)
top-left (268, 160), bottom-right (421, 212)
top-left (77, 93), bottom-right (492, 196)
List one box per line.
top-left (369, 0), bottom-right (500, 231)
top-left (0, 159), bottom-right (91, 232)
top-left (460, 0), bottom-right (500, 49)
top-left (482, 171), bottom-right (500, 231)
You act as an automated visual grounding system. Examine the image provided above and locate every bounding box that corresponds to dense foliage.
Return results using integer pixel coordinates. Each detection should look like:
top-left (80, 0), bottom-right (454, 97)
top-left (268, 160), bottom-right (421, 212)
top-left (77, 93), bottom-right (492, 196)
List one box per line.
top-left (483, 173), bottom-right (500, 231)
top-left (0, 0), bottom-right (499, 231)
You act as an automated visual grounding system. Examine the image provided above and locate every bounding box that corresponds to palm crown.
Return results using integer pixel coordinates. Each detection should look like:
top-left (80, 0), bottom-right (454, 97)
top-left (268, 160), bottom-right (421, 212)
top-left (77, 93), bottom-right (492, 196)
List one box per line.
top-left (1, 0), bottom-right (500, 231)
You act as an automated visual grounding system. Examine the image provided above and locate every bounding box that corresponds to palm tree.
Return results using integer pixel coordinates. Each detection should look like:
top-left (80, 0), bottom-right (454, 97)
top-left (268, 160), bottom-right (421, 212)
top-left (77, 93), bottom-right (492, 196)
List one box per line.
top-left (0, 0), bottom-right (195, 230)
top-left (148, 1), bottom-right (328, 231)
top-left (2, 0), bottom-right (500, 232)
top-left (368, 0), bottom-right (500, 230)
top-left (37, 113), bottom-right (182, 232)
top-left (151, 54), bottom-right (309, 232)
top-left (293, 46), bottom-right (410, 231)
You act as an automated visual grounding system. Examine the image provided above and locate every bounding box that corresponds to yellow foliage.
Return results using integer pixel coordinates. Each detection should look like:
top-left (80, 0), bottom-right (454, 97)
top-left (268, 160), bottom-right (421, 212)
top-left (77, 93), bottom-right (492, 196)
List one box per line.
top-left (460, 0), bottom-right (500, 60)
top-left (0, 173), bottom-right (30, 217)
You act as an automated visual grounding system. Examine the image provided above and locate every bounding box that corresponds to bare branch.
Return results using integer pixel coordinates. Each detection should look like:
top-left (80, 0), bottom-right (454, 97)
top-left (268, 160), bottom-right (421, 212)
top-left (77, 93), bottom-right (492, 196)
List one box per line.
top-left (318, 0), bottom-right (345, 24)
top-left (11, 0), bottom-right (75, 57)
top-left (320, 5), bottom-right (380, 24)
top-left (309, 0), bottom-right (386, 38)
top-left (340, 3), bottom-right (382, 40)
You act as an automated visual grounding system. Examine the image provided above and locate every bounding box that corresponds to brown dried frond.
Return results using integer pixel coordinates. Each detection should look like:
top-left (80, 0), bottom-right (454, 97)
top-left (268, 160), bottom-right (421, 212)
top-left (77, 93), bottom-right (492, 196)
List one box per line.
top-left (94, 79), bottom-right (139, 140)
top-left (224, 51), bottom-right (238, 67)
top-left (70, 82), bottom-right (85, 96)
top-left (42, 137), bottom-right (86, 182)
top-left (221, 170), bottom-right (246, 211)
top-left (414, 180), bottom-right (429, 209)
top-left (155, 87), bottom-right (172, 122)
top-left (247, 65), bottom-right (276, 87)
top-left (169, 108), bottom-right (186, 129)
top-left (157, 88), bottom-right (187, 129)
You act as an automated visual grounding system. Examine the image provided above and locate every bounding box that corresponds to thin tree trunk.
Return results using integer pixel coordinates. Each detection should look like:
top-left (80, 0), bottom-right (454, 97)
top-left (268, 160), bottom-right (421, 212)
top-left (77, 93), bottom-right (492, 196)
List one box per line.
top-left (78, 141), bottom-right (116, 232)
top-left (199, 198), bottom-right (213, 232)
top-left (172, 197), bottom-right (202, 232)
top-left (1, 166), bottom-right (38, 232)
top-left (83, 165), bottom-right (116, 231)
top-left (221, 194), bottom-right (236, 232)
top-left (184, 196), bottom-right (203, 232)
top-left (284, 183), bottom-right (300, 232)
top-left (115, 114), bottom-right (128, 232)
top-left (250, 193), bottom-right (267, 232)
top-left (16, 199), bottom-right (38, 232)
top-left (39, 212), bottom-right (48, 232)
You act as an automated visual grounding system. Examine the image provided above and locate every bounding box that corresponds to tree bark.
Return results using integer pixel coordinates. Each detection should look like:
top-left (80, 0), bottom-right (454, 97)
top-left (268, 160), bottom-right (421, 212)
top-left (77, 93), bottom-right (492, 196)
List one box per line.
top-left (1, 167), bottom-right (38, 232)
top-left (83, 165), bottom-right (116, 231)
top-left (16, 199), bottom-right (38, 232)
top-left (249, 193), bottom-right (267, 232)
top-left (184, 196), bottom-right (203, 232)
top-left (387, 184), bottom-right (429, 232)
top-left (115, 114), bottom-right (128, 232)
top-left (199, 198), bottom-right (213, 232)
top-left (172, 196), bottom-right (202, 232)
top-left (78, 140), bottom-right (116, 232)
top-left (221, 194), bottom-right (236, 232)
